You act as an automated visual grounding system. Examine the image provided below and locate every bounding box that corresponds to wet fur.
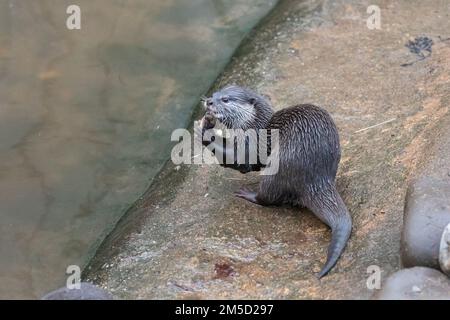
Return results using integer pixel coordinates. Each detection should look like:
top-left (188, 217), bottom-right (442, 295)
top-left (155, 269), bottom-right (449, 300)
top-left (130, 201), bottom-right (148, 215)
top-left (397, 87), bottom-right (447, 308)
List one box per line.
top-left (203, 86), bottom-right (352, 278)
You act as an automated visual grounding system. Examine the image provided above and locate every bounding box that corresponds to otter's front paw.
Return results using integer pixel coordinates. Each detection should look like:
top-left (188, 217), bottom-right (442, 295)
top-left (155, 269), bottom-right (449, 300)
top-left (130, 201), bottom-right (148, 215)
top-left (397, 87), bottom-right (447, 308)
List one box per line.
top-left (201, 113), bottom-right (216, 132)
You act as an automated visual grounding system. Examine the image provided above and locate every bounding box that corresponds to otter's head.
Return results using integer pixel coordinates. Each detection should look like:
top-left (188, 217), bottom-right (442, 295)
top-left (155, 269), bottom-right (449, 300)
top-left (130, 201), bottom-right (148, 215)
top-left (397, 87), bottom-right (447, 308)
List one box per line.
top-left (202, 85), bottom-right (273, 130)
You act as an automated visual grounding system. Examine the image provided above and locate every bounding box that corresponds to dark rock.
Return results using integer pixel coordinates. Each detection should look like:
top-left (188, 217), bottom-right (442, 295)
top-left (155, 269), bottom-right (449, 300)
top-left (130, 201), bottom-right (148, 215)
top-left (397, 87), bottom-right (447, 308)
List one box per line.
top-left (374, 267), bottom-right (450, 300)
top-left (401, 177), bottom-right (450, 269)
top-left (405, 36), bottom-right (433, 58)
top-left (401, 36), bottom-right (434, 67)
top-left (41, 282), bottom-right (114, 300)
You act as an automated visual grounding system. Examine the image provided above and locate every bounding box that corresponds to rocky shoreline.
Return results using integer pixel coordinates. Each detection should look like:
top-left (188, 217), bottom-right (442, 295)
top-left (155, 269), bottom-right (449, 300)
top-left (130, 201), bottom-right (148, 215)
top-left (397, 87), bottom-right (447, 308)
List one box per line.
top-left (83, 0), bottom-right (450, 299)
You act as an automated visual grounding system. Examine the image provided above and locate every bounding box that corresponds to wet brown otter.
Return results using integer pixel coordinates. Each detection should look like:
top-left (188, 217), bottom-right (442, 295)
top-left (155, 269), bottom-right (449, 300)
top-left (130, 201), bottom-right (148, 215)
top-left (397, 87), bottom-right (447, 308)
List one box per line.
top-left (198, 85), bottom-right (352, 278)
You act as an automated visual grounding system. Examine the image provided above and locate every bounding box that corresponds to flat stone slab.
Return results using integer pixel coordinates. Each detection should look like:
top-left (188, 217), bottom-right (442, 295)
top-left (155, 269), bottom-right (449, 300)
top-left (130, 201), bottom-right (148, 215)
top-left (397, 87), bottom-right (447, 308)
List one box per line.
top-left (84, 0), bottom-right (450, 299)
top-left (401, 177), bottom-right (450, 269)
top-left (374, 267), bottom-right (450, 300)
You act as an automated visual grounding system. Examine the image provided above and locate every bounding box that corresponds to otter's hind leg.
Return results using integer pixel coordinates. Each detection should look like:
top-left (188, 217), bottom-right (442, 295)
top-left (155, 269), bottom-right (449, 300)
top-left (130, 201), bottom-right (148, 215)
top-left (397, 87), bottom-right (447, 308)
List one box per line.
top-left (235, 176), bottom-right (283, 206)
top-left (234, 188), bottom-right (259, 204)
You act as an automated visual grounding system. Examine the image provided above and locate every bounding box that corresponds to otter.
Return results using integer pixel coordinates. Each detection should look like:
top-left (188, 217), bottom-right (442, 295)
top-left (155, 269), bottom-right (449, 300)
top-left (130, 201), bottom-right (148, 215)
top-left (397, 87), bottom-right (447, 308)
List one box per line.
top-left (197, 85), bottom-right (352, 278)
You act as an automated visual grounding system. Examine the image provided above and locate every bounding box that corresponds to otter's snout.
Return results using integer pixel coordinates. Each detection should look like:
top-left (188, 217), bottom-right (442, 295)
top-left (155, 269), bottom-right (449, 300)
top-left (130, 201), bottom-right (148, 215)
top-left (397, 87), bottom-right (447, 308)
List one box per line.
top-left (204, 98), bottom-right (221, 119)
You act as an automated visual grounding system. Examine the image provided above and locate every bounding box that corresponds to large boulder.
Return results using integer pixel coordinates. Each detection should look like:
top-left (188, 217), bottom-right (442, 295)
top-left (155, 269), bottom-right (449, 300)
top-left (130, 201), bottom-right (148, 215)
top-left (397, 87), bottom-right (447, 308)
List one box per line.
top-left (401, 177), bottom-right (450, 270)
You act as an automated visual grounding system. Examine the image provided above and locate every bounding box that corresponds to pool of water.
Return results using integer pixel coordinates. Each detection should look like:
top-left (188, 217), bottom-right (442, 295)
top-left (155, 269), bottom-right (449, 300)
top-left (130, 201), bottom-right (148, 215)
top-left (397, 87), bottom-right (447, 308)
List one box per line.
top-left (0, 0), bottom-right (277, 299)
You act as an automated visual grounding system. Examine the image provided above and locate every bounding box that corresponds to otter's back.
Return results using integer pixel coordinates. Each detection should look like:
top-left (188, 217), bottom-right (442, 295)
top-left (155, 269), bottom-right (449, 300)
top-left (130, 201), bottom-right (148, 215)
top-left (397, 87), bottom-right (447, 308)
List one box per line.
top-left (268, 104), bottom-right (341, 185)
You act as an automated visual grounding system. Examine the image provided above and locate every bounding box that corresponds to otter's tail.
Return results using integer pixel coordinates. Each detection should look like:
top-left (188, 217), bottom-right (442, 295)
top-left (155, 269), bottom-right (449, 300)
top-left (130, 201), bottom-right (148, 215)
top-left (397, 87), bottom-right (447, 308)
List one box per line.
top-left (306, 184), bottom-right (352, 279)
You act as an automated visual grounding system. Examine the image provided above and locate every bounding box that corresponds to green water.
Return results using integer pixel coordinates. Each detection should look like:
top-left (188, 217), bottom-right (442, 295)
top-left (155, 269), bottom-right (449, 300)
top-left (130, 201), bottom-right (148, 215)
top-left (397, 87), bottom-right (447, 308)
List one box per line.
top-left (0, 0), bottom-right (277, 298)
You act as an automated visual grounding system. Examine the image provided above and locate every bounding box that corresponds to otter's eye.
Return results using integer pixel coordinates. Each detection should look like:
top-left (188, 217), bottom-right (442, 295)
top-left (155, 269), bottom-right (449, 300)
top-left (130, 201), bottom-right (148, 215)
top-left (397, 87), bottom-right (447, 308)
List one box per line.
top-left (221, 97), bottom-right (229, 103)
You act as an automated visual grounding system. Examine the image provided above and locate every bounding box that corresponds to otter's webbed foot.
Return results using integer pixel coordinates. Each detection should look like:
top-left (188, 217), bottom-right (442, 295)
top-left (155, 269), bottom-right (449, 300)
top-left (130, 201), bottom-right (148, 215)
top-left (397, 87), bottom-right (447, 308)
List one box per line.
top-left (234, 188), bottom-right (260, 205)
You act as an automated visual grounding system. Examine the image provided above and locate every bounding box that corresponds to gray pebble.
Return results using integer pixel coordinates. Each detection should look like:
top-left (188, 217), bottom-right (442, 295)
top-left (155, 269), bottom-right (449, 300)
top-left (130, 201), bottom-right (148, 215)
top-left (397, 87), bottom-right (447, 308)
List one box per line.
top-left (374, 267), bottom-right (450, 300)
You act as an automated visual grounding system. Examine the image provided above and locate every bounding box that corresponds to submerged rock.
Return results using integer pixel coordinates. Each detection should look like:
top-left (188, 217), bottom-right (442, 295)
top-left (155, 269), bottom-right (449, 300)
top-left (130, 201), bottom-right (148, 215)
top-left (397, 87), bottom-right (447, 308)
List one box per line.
top-left (374, 267), bottom-right (450, 300)
top-left (401, 177), bottom-right (450, 270)
top-left (41, 283), bottom-right (113, 300)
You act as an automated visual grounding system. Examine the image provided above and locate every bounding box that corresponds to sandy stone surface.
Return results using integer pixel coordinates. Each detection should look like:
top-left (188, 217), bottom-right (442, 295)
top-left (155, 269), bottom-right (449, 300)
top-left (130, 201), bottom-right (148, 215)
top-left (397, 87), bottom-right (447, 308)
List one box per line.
top-left (85, 0), bottom-right (450, 299)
